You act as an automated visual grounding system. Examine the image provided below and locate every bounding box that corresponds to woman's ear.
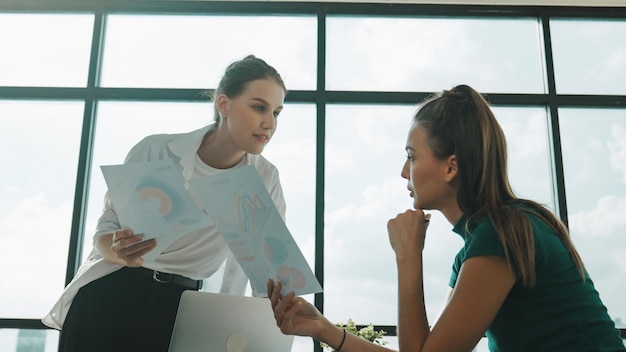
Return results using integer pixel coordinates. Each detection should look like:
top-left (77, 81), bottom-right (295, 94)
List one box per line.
top-left (216, 94), bottom-right (230, 119)
top-left (445, 154), bottom-right (458, 182)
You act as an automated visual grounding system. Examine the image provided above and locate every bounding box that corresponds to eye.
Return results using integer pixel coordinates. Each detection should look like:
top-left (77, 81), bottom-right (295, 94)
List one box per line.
top-left (273, 110), bottom-right (281, 118)
top-left (253, 105), bottom-right (266, 112)
top-left (406, 154), bottom-right (414, 162)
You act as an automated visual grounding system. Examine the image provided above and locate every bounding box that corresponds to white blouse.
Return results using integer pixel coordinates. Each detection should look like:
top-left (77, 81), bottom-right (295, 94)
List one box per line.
top-left (42, 123), bottom-right (286, 330)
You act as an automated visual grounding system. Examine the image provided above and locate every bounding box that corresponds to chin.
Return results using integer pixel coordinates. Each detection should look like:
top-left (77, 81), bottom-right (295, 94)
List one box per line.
top-left (413, 200), bottom-right (429, 210)
top-left (246, 146), bottom-right (265, 155)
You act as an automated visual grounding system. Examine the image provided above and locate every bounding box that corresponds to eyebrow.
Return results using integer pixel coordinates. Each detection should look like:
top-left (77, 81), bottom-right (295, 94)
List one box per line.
top-left (250, 97), bottom-right (283, 110)
top-left (405, 146), bottom-right (415, 152)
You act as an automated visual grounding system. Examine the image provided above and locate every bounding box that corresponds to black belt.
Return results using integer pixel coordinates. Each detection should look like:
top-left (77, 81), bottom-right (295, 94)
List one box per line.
top-left (132, 267), bottom-right (203, 290)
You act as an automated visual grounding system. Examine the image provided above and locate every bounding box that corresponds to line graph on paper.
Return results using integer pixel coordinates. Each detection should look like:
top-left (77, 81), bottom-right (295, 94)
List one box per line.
top-left (235, 193), bottom-right (271, 237)
top-left (189, 165), bottom-right (323, 296)
top-left (232, 193), bottom-right (303, 289)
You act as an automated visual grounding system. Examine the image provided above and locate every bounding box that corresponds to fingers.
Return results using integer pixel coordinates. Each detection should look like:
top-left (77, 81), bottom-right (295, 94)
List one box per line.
top-left (388, 209), bottom-right (430, 229)
top-left (268, 279), bottom-right (283, 324)
top-left (268, 279), bottom-right (287, 309)
top-left (112, 229), bottom-right (141, 247)
top-left (275, 294), bottom-right (300, 332)
top-left (281, 297), bottom-right (302, 324)
top-left (387, 209), bottom-right (432, 257)
top-left (111, 230), bottom-right (157, 267)
top-left (268, 279), bottom-right (278, 309)
top-left (268, 280), bottom-right (300, 332)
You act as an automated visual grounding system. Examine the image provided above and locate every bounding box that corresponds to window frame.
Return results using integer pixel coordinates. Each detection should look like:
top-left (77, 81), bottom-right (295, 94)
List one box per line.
top-left (1, 1), bottom-right (625, 349)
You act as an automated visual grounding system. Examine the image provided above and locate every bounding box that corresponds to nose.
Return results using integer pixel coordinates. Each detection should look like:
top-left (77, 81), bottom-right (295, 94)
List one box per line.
top-left (261, 112), bottom-right (276, 130)
top-left (401, 159), bottom-right (409, 179)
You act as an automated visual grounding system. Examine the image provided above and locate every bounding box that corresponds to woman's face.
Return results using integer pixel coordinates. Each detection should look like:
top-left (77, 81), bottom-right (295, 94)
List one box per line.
top-left (218, 78), bottom-right (285, 155)
top-left (401, 121), bottom-right (457, 211)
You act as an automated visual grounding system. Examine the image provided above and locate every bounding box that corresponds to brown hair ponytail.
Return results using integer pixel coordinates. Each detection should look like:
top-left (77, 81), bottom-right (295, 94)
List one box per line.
top-left (414, 85), bottom-right (585, 287)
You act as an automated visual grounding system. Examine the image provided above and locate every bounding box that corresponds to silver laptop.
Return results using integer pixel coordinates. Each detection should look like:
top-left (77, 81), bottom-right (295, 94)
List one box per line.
top-left (169, 291), bottom-right (294, 352)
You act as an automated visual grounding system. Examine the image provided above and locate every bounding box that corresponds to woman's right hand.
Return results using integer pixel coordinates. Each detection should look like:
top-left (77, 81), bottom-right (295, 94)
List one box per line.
top-left (97, 230), bottom-right (157, 267)
top-left (387, 209), bottom-right (430, 261)
top-left (111, 230), bottom-right (157, 267)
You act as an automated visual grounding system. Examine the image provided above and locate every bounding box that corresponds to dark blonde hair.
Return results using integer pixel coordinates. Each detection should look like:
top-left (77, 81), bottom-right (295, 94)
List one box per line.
top-left (206, 55), bottom-right (286, 124)
top-left (415, 84), bottom-right (584, 287)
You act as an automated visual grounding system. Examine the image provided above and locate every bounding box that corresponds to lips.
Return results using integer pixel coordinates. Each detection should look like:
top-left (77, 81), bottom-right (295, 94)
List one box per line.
top-left (253, 133), bottom-right (270, 143)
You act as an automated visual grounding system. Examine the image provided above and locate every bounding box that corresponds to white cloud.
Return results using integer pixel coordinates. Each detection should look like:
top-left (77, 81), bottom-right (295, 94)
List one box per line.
top-left (498, 109), bottom-right (547, 159)
top-left (608, 123), bottom-right (626, 182)
top-left (327, 177), bottom-right (408, 224)
top-left (569, 195), bottom-right (626, 238)
top-left (610, 249), bottom-right (626, 274)
top-left (264, 137), bottom-right (317, 197)
top-left (2, 185), bottom-right (20, 193)
top-left (325, 142), bottom-right (355, 171)
top-left (354, 108), bottom-right (413, 154)
top-left (359, 21), bottom-right (452, 86)
top-left (605, 47), bottom-right (626, 73)
top-left (585, 40), bottom-right (626, 88)
top-left (324, 275), bottom-right (399, 324)
top-left (1, 194), bottom-right (71, 318)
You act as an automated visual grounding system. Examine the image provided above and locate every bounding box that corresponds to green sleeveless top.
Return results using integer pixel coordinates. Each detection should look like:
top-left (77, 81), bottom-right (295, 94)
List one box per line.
top-left (449, 213), bottom-right (624, 351)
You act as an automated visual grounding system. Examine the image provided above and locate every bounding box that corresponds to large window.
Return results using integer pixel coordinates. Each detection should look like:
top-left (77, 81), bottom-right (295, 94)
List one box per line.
top-left (100, 15), bottom-right (317, 90)
top-left (0, 101), bottom-right (84, 319)
top-left (551, 19), bottom-right (626, 95)
top-left (326, 17), bottom-right (545, 93)
top-left (0, 14), bottom-right (93, 87)
top-left (560, 108), bottom-right (626, 327)
top-left (1, 2), bottom-right (625, 351)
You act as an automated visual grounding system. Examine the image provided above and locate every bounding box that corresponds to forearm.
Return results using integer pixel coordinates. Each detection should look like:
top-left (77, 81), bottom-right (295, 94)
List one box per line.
top-left (397, 255), bottom-right (429, 351)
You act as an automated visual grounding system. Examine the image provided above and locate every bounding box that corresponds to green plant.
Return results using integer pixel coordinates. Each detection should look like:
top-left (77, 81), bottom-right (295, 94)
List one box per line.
top-left (320, 318), bottom-right (388, 351)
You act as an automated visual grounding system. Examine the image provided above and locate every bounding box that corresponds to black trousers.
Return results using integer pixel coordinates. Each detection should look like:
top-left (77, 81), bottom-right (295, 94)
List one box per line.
top-left (59, 267), bottom-right (195, 352)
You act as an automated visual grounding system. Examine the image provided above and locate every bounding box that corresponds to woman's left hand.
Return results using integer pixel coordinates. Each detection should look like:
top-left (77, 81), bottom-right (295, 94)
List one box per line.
top-left (267, 279), bottom-right (326, 339)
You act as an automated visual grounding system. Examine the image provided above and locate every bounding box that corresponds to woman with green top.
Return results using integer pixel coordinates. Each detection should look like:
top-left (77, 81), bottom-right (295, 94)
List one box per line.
top-left (268, 84), bottom-right (624, 351)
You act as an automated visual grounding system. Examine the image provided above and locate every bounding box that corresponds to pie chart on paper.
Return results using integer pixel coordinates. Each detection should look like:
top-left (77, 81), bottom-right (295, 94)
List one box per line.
top-left (136, 175), bottom-right (184, 222)
top-left (277, 265), bottom-right (306, 290)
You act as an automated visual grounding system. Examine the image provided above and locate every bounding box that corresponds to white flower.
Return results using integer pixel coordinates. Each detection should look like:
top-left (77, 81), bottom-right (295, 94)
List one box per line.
top-left (320, 318), bottom-right (388, 351)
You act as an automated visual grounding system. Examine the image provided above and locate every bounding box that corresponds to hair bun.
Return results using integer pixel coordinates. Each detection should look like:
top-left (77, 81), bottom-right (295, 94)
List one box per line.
top-left (440, 85), bottom-right (475, 105)
top-left (451, 84), bottom-right (474, 96)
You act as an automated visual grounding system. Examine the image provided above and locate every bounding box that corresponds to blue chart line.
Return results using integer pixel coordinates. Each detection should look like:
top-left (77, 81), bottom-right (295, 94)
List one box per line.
top-left (236, 193), bottom-right (270, 236)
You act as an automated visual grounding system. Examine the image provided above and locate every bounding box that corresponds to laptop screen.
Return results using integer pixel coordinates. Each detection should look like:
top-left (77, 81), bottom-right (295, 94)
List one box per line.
top-left (169, 291), bottom-right (294, 352)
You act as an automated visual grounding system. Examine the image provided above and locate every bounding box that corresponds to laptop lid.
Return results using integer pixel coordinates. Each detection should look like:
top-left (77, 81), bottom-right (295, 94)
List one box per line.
top-left (169, 291), bottom-right (294, 352)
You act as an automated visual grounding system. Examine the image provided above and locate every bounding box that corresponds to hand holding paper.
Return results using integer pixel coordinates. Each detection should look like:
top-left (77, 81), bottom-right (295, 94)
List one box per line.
top-left (101, 159), bottom-right (213, 264)
top-left (101, 159), bottom-right (322, 296)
